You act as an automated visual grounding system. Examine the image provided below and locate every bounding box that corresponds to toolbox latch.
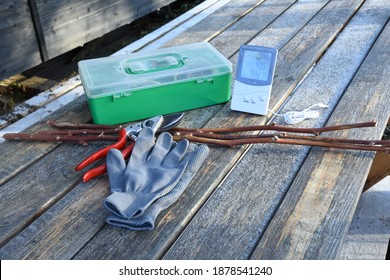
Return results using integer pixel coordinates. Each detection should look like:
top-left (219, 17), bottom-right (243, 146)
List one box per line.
top-left (112, 91), bottom-right (132, 101)
top-left (195, 77), bottom-right (214, 84)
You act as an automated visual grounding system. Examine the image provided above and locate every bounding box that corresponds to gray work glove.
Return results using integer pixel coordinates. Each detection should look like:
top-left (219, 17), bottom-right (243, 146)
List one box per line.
top-left (106, 142), bottom-right (209, 230)
top-left (104, 127), bottom-right (208, 230)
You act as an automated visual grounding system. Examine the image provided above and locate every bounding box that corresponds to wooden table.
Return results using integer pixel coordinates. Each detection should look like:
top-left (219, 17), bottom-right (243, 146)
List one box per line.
top-left (0, 0), bottom-right (389, 260)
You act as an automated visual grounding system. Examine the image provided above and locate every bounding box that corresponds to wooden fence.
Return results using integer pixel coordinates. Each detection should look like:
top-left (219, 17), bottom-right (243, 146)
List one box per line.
top-left (0, 0), bottom-right (175, 80)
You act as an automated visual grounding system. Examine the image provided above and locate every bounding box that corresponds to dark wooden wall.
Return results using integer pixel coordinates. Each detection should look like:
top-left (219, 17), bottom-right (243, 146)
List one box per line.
top-left (0, 0), bottom-right (176, 80)
top-left (0, 1), bottom-right (42, 81)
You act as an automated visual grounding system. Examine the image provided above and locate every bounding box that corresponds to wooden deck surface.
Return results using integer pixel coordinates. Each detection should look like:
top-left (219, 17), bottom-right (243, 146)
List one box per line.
top-left (0, 0), bottom-right (389, 260)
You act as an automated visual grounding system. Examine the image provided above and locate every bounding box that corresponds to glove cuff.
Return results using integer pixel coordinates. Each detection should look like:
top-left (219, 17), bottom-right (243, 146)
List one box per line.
top-left (104, 191), bottom-right (154, 218)
top-left (106, 206), bottom-right (159, 231)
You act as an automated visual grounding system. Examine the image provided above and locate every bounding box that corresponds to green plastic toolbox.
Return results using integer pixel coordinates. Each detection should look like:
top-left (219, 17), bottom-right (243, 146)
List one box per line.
top-left (78, 42), bottom-right (232, 124)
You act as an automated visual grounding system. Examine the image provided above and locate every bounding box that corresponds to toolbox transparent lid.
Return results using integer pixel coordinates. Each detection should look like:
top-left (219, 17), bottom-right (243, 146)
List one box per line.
top-left (78, 42), bottom-right (232, 98)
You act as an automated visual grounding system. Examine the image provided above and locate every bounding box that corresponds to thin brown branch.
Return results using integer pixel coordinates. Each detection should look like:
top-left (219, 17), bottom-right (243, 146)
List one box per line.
top-left (173, 133), bottom-right (390, 152)
top-left (171, 121), bottom-right (377, 135)
top-left (27, 128), bottom-right (119, 136)
top-left (3, 133), bottom-right (118, 144)
top-left (274, 137), bottom-right (389, 152)
top-left (175, 131), bottom-right (390, 146)
top-left (279, 133), bottom-right (390, 146)
top-left (47, 120), bottom-right (123, 130)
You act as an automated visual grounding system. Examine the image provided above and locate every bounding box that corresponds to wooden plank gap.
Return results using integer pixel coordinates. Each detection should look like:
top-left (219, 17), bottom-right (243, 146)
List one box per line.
top-left (204, 0), bottom-right (268, 42)
top-left (309, 0), bottom-right (366, 67)
top-left (28, 0), bottom-right (49, 61)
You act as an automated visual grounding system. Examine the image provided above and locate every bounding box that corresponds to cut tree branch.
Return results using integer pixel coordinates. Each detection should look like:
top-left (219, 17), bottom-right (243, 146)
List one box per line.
top-left (3, 120), bottom-right (388, 152)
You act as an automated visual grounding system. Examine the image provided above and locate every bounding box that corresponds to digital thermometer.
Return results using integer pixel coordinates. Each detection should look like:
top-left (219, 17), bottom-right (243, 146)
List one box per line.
top-left (231, 45), bottom-right (277, 115)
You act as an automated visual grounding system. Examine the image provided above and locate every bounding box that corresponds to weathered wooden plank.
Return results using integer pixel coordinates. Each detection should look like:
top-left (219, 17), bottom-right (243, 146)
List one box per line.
top-left (265, 0), bottom-right (366, 114)
top-left (0, 176), bottom-right (109, 259)
top-left (163, 0), bottom-right (389, 260)
top-left (209, 0), bottom-right (296, 58)
top-left (0, 96), bottom-right (101, 246)
top-left (214, 0), bottom-right (328, 53)
top-left (0, 141), bottom-right (106, 249)
top-left (0, 92), bottom-right (87, 185)
top-left (364, 151), bottom-right (390, 191)
top-left (251, 19), bottom-right (390, 260)
top-left (0, 0), bottom-right (42, 80)
top-left (36, 0), bottom-right (177, 59)
top-left (74, 0), bottom-right (363, 260)
top-left (0, 1), bottom-right (32, 29)
top-left (164, 0), bottom-right (268, 47)
top-left (116, 0), bottom-right (228, 54)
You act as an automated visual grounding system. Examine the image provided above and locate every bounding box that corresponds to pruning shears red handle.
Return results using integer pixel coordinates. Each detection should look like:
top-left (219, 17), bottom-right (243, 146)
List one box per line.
top-left (81, 138), bottom-right (135, 182)
top-left (75, 113), bottom-right (184, 182)
top-left (75, 128), bottom-right (128, 172)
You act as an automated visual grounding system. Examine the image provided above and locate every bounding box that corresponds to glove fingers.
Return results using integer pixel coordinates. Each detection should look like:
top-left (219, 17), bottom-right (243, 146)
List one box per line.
top-left (186, 144), bottom-right (209, 175)
top-left (106, 148), bottom-right (127, 192)
top-left (142, 144), bottom-right (209, 228)
top-left (128, 127), bottom-right (155, 164)
top-left (156, 143), bottom-right (207, 199)
top-left (147, 132), bottom-right (173, 164)
top-left (163, 139), bottom-right (190, 167)
top-left (152, 144), bottom-right (209, 212)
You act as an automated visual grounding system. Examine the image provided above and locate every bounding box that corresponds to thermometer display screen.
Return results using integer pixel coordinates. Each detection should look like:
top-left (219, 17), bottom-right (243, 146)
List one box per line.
top-left (235, 45), bottom-right (277, 86)
top-left (231, 45), bottom-right (278, 116)
top-left (240, 50), bottom-right (272, 81)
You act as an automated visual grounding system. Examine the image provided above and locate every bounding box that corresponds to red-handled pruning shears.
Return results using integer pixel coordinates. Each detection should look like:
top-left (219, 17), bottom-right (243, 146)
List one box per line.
top-left (75, 113), bottom-right (184, 182)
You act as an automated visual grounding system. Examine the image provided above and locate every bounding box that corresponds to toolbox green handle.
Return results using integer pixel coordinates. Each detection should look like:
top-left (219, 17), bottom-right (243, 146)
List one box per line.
top-left (123, 53), bottom-right (186, 74)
